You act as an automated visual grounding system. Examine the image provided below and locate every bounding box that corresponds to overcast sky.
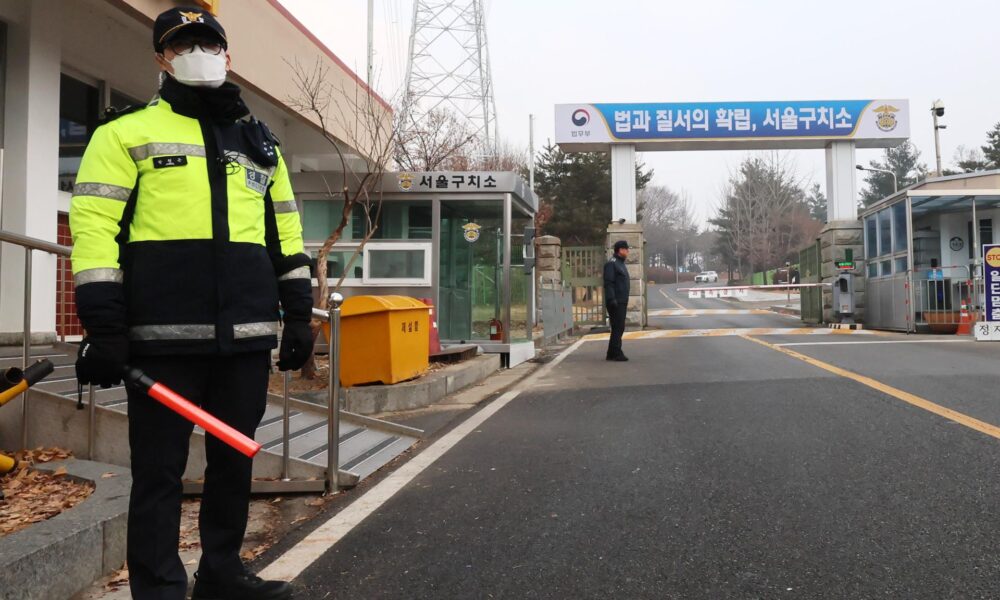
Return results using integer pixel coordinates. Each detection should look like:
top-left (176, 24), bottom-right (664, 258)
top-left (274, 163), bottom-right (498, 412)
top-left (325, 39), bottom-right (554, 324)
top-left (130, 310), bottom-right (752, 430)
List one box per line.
top-left (279, 0), bottom-right (1000, 226)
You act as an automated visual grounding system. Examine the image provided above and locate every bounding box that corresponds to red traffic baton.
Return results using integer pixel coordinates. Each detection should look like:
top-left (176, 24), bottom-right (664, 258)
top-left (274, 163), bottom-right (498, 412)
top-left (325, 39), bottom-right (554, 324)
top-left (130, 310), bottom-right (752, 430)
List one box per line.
top-left (125, 367), bottom-right (262, 458)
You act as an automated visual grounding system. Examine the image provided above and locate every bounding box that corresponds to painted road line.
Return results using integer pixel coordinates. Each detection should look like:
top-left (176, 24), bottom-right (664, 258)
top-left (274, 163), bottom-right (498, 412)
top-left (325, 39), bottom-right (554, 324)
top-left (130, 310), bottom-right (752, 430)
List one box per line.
top-left (777, 339), bottom-right (974, 347)
top-left (583, 328), bottom-right (875, 341)
top-left (658, 287), bottom-right (686, 310)
top-left (650, 309), bottom-right (771, 316)
top-left (258, 337), bottom-right (586, 582)
top-left (741, 335), bottom-right (1000, 442)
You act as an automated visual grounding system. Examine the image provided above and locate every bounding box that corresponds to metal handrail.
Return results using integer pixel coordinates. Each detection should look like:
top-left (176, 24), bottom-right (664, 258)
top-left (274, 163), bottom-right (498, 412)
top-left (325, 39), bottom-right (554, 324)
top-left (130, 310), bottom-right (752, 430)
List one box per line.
top-left (2, 229), bottom-right (347, 494)
top-left (0, 229), bottom-right (74, 452)
top-left (0, 229), bottom-right (71, 256)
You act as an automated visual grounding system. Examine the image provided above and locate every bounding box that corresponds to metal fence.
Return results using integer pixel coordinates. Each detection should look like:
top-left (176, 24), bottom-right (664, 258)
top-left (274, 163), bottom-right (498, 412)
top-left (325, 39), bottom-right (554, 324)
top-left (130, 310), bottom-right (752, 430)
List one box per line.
top-left (910, 266), bottom-right (976, 333)
top-left (539, 277), bottom-right (574, 340)
top-left (562, 246), bottom-right (605, 324)
top-left (798, 241), bottom-right (823, 324)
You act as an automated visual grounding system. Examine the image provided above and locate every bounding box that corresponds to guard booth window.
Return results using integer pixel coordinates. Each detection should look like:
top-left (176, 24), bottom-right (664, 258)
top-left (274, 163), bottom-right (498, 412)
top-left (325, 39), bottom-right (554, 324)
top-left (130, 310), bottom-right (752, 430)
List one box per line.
top-left (865, 202), bottom-right (909, 278)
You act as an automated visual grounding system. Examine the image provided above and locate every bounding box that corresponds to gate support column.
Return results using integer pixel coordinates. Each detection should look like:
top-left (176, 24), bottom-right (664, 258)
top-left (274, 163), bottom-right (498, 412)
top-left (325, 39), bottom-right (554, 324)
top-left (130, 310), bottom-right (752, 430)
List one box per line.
top-left (822, 140), bottom-right (864, 323)
top-left (611, 144), bottom-right (637, 223)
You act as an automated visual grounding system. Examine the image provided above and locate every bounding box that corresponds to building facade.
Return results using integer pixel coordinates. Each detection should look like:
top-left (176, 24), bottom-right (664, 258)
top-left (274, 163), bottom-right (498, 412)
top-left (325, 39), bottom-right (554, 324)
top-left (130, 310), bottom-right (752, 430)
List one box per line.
top-left (0, 0), bottom-right (390, 342)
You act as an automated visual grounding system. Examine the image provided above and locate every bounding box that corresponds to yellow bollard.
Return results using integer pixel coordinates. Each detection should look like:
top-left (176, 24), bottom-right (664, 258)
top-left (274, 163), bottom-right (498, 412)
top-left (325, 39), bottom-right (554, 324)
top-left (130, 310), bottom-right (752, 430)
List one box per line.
top-left (0, 452), bottom-right (14, 475)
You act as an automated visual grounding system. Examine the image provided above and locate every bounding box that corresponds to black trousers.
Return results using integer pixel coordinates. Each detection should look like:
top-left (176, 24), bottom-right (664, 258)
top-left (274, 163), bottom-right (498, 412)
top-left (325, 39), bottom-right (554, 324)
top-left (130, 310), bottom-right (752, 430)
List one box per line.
top-left (606, 303), bottom-right (627, 358)
top-left (126, 352), bottom-right (269, 600)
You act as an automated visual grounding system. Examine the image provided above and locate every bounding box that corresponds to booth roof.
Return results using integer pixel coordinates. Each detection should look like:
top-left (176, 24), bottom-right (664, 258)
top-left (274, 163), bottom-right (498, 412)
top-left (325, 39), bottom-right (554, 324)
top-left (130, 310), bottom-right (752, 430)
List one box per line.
top-left (861, 170), bottom-right (1000, 217)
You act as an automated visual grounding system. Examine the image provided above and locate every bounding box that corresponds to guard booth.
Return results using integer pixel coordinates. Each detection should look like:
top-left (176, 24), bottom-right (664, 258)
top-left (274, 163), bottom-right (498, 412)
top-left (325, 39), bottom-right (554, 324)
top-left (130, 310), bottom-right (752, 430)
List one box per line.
top-left (291, 171), bottom-right (538, 367)
top-left (861, 171), bottom-right (1000, 332)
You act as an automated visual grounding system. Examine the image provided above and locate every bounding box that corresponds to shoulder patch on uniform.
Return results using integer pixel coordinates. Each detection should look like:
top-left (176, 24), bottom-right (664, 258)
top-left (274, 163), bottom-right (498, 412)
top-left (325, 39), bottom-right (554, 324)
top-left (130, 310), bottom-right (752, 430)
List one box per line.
top-left (100, 104), bottom-right (146, 124)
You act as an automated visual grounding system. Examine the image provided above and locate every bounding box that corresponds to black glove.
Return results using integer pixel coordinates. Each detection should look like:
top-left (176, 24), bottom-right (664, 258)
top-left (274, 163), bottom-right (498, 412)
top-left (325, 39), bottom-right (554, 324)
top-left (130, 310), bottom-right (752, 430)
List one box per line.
top-left (76, 333), bottom-right (129, 388)
top-left (277, 320), bottom-right (314, 372)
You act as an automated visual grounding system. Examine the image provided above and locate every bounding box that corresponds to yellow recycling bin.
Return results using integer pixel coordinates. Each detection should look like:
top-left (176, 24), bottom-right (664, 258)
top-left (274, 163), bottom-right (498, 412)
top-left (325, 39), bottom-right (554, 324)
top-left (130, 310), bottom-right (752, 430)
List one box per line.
top-left (325, 295), bottom-right (430, 387)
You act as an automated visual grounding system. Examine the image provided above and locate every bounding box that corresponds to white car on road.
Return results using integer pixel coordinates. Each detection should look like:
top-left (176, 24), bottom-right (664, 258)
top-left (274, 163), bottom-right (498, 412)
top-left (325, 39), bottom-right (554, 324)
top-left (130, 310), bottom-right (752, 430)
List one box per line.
top-left (694, 271), bottom-right (719, 283)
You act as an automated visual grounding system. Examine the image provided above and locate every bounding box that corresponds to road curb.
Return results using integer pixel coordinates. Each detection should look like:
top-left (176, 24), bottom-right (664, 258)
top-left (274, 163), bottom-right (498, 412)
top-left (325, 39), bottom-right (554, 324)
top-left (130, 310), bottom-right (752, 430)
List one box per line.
top-left (0, 459), bottom-right (130, 600)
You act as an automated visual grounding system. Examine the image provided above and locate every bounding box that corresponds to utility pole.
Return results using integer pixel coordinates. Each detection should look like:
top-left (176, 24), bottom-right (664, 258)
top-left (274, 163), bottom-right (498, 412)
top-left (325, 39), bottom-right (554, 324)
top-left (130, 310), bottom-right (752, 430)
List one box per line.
top-left (528, 114), bottom-right (535, 193)
top-left (675, 239), bottom-right (680, 284)
top-left (932, 100), bottom-right (946, 177)
top-left (366, 0), bottom-right (374, 85)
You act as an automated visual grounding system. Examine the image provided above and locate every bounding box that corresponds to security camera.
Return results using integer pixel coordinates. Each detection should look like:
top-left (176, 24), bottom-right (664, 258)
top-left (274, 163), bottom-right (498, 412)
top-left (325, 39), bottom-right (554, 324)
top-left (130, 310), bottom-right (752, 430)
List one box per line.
top-left (931, 99), bottom-right (945, 117)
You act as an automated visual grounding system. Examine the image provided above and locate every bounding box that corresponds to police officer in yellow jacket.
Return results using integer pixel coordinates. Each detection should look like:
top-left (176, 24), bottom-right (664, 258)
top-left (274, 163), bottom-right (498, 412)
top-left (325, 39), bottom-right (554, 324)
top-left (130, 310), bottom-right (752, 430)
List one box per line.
top-left (70, 8), bottom-right (309, 599)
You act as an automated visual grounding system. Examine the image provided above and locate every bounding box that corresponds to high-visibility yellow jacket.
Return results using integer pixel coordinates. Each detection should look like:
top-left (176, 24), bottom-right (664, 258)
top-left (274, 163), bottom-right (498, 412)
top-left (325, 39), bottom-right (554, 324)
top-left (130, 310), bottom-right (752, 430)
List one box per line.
top-left (70, 81), bottom-right (312, 356)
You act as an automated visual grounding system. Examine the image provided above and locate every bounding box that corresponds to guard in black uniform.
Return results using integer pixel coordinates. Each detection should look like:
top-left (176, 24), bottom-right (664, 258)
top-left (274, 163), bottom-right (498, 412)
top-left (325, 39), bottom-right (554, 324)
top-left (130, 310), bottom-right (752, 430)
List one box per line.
top-left (70, 8), bottom-right (312, 600)
top-left (604, 240), bottom-right (631, 361)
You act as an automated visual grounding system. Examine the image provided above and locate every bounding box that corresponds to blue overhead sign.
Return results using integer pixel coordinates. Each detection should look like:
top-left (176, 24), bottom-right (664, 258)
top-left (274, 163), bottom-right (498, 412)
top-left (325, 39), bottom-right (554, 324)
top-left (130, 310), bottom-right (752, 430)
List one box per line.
top-left (555, 99), bottom-right (909, 151)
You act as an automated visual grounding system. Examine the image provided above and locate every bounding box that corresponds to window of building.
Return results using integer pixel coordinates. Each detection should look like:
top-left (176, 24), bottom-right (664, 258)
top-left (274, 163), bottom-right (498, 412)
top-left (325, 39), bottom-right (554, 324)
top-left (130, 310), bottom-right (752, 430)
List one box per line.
top-left (892, 202), bottom-right (907, 253)
top-left (59, 74), bottom-right (100, 192)
top-left (362, 243), bottom-right (432, 286)
top-left (865, 215), bottom-right (877, 259)
top-left (878, 208), bottom-right (892, 256)
top-left (352, 201), bottom-right (433, 240)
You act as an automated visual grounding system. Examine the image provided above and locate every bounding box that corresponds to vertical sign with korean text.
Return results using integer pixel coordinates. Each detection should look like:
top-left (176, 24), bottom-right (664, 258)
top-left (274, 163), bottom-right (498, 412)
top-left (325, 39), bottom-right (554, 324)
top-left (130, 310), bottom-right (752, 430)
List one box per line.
top-left (976, 244), bottom-right (1000, 341)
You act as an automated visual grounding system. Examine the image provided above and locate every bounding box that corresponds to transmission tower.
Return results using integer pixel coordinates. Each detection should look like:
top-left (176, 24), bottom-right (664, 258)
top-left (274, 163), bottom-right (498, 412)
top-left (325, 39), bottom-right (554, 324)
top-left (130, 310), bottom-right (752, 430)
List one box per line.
top-left (402, 0), bottom-right (498, 153)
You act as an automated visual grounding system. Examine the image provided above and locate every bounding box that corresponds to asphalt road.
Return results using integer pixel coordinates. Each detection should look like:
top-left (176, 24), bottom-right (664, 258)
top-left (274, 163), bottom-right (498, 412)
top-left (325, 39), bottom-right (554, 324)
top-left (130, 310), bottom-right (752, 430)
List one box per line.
top-left (286, 288), bottom-right (1000, 599)
top-left (649, 283), bottom-right (801, 331)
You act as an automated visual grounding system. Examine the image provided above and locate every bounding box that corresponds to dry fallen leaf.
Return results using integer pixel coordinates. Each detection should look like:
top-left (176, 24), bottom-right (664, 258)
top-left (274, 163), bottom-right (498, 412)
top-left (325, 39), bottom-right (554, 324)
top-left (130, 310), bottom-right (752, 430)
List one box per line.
top-left (304, 497), bottom-right (325, 507)
top-left (52, 466), bottom-right (68, 477)
top-left (101, 472), bottom-right (118, 479)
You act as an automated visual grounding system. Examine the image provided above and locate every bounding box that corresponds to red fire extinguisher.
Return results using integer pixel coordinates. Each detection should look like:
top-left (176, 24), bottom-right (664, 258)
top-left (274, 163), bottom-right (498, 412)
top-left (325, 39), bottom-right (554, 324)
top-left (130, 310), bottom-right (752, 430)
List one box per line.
top-left (489, 318), bottom-right (504, 341)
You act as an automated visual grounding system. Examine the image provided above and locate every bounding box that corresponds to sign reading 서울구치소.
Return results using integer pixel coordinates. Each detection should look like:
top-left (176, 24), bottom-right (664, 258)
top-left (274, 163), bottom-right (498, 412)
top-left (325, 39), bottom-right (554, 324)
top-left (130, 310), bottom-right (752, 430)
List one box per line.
top-left (555, 100), bottom-right (910, 150)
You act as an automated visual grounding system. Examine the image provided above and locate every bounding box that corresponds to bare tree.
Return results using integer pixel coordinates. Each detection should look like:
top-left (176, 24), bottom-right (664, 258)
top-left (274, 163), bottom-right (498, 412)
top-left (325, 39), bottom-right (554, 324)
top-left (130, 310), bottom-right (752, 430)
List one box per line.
top-left (286, 58), bottom-right (397, 378)
top-left (395, 107), bottom-right (528, 173)
top-left (713, 152), bottom-right (812, 282)
top-left (394, 108), bottom-right (479, 171)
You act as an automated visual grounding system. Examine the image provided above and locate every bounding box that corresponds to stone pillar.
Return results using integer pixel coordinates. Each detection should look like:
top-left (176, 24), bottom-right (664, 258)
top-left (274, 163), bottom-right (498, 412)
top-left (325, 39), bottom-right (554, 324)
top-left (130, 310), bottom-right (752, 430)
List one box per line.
top-left (535, 235), bottom-right (562, 327)
top-left (535, 235), bottom-right (562, 286)
top-left (0, 1), bottom-right (61, 344)
top-left (607, 223), bottom-right (645, 327)
top-left (820, 220), bottom-right (865, 323)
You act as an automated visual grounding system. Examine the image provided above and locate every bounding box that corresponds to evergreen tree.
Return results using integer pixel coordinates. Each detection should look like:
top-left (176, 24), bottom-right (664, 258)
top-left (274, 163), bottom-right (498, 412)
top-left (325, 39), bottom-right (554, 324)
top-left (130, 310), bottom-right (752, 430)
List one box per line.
top-left (981, 122), bottom-right (1000, 169)
top-left (804, 183), bottom-right (827, 222)
top-left (534, 144), bottom-right (653, 245)
top-left (859, 141), bottom-right (927, 206)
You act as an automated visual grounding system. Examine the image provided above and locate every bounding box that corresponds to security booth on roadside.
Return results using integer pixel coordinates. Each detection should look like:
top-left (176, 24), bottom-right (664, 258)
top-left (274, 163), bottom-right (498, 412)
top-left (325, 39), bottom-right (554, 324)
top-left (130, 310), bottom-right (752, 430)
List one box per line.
top-left (861, 171), bottom-right (1000, 332)
top-left (291, 171), bottom-right (538, 367)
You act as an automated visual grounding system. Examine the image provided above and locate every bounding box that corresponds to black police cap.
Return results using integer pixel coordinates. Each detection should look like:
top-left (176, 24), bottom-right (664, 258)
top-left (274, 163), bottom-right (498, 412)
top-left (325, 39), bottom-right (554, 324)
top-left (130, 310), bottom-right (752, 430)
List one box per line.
top-left (153, 6), bottom-right (227, 53)
top-left (614, 240), bottom-right (630, 251)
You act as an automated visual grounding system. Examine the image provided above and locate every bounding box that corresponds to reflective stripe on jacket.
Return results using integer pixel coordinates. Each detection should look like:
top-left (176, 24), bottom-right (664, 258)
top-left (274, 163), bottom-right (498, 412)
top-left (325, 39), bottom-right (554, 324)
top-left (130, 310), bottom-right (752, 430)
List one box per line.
top-left (69, 94), bottom-right (309, 356)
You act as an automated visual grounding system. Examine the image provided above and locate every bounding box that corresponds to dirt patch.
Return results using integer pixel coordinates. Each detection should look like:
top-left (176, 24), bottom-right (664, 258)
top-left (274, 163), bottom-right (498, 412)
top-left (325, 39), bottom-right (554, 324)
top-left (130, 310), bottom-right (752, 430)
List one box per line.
top-left (267, 355), bottom-right (448, 395)
top-left (0, 447), bottom-right (94, 538)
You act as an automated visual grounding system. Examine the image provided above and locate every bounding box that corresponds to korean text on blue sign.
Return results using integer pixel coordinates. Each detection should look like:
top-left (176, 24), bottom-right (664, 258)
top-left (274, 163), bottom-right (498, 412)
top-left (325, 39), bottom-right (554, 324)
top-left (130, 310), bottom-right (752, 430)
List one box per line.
top-left (984, 244), bottom-right (1000, 322)
top-left (597, 101), bottom-right (870, 140)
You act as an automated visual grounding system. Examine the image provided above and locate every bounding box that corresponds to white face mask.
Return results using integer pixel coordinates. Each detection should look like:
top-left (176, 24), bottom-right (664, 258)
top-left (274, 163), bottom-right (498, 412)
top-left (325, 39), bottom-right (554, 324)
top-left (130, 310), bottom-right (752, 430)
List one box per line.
top-left (168, 48), bottom-right (227, 88)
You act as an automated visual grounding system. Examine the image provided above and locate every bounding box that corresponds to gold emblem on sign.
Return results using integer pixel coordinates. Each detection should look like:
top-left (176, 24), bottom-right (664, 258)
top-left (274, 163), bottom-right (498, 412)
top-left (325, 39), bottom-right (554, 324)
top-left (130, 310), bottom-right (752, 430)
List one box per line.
top-left (462, 222), bottom-right (482, 243)
top-left (398, 173), bottom-right (413, 191)
top-left (985, 247), bottom-right (1000, 268)
top-left (872, 104), bottom-right (899, 132)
